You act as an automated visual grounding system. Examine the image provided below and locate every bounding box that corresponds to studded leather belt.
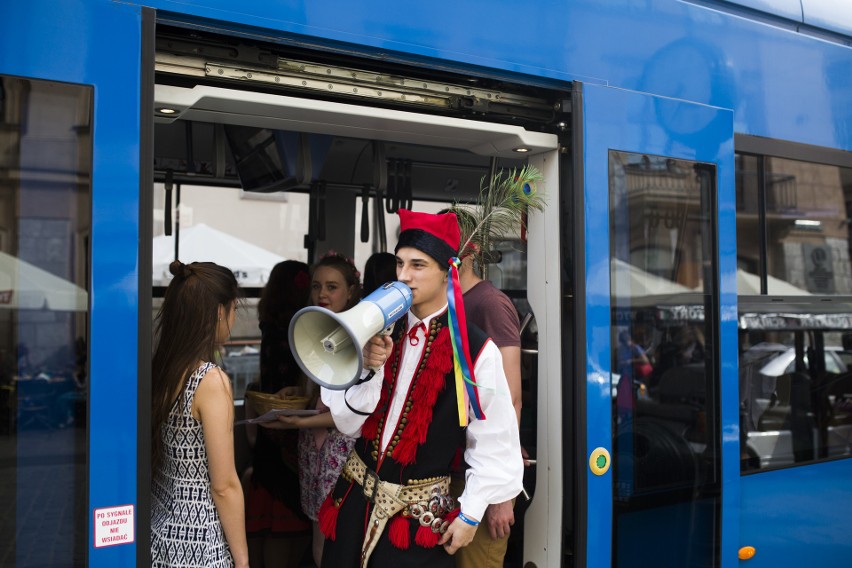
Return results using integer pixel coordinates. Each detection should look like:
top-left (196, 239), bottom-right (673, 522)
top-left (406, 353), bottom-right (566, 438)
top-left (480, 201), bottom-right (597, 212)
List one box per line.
top-left (342, 451), bottom-right (455, 567)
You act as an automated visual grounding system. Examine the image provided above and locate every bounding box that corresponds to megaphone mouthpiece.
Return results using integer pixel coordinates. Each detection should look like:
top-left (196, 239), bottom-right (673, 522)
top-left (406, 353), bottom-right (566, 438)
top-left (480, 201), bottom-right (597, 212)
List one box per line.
top-left (289, 281), bottom-right (413, 390)
top-left (322, 326), bottom-right (353, 353)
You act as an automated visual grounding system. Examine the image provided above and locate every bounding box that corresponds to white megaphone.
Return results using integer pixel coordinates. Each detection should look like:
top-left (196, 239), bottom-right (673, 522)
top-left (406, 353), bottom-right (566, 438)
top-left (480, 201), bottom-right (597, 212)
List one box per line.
top-left (289, 281), bottom-right (413, 390)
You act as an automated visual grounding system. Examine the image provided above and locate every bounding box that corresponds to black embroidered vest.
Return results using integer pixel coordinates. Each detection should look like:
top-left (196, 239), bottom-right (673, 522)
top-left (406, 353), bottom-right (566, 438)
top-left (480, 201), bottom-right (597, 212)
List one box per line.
top-left (357, 312), bottom-right (487, 484)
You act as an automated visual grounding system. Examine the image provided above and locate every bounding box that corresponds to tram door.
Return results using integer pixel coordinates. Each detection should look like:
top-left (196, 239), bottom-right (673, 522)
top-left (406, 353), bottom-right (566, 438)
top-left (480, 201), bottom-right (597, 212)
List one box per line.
top-left (0, 3), bottom-right (145, 567)
top-left (578, 83), bottom-right (738, 568)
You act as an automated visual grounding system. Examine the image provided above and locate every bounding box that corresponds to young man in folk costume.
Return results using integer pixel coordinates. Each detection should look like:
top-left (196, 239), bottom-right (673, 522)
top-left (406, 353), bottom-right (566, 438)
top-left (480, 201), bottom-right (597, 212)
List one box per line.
top-left (319, 209), bottom-right (524, 568)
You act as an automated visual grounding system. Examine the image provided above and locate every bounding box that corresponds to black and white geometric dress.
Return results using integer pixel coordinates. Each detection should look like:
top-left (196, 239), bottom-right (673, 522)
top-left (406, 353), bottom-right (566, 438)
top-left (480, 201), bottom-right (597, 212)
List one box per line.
top-left (151, 362), bottom-right (233, 567)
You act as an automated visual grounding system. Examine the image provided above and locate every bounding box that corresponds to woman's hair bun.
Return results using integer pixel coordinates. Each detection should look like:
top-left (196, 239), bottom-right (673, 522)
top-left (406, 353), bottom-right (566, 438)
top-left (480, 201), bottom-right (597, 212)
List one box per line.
top-left (169, 260), bottom-right (192, 279)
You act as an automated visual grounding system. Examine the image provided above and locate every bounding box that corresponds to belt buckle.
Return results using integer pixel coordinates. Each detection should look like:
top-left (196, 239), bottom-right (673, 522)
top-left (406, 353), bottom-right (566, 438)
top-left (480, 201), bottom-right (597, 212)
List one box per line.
top-left (363, 468), bottom-right (380, 504)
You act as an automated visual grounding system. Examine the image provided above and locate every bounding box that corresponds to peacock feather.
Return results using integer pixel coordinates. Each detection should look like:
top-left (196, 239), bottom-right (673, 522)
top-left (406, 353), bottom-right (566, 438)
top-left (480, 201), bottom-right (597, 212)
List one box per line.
top-left (452, 164), bottom-right (545, 266)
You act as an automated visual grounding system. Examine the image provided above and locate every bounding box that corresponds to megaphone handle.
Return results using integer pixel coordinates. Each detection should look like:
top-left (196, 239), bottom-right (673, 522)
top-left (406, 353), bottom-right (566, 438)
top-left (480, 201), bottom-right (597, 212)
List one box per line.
top-left (344, 371), bottom-right (376, 416)
top-left (364, 324), bottom-right (395, 373)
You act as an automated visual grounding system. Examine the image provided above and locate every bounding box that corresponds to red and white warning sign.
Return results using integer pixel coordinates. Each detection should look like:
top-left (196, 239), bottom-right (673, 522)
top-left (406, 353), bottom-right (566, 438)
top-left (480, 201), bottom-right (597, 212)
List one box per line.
top-left (93, 504), bottom-right (135, 548)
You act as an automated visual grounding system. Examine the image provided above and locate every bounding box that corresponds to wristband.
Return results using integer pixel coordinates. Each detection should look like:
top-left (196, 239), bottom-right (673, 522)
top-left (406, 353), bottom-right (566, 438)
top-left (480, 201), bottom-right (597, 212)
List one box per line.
top-left (457, 512), bottom-right (480, 527)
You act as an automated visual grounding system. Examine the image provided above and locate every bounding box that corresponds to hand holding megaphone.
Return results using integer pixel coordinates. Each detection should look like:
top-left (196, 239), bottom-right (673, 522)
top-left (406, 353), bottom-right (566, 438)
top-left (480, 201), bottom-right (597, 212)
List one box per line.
top-left (362, 334), bottom-right (394, 371)
top-left (289, 281), bottom-right (413, 390)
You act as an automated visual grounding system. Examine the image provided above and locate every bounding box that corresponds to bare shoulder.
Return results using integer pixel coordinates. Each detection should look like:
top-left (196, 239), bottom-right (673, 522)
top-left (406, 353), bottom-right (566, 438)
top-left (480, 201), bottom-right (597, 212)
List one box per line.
top-left (194, 366), bottom-right (234, 413)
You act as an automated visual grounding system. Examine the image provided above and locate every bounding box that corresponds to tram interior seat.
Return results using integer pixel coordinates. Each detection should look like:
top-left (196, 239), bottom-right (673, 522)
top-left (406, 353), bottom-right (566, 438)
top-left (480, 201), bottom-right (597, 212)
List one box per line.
top-left (827, 372), bottom-right (852, 425)
top-left (656, 364), bottom-right (705, 405)
top-left (756, 369), bottom-right (840, 433)
top-left (757, 372), bottom-right (789, 431)
top-left (748, 370), bottom-right (852, 464)
top-left (826, 371), bottom-right (852, 458)
top-left (756, 371), bottom-right (816, 431)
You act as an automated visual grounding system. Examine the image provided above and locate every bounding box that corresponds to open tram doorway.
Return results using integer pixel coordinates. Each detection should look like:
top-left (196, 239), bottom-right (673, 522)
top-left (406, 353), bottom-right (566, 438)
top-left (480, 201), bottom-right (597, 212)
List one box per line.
top-left (145, 23), bottom-right (575, 568)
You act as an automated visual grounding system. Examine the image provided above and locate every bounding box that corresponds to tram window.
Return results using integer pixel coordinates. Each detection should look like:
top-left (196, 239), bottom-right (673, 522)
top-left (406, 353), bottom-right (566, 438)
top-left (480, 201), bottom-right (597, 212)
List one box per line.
top-left (740, 327), bottom-right (852, 472)
top-left (735, 149), bottom-right (852, 472)
top-left (151, 129), bottom-right (529, 403)
top-left (151, 183), bottom-right (310, 400)
top-left (609, 152), bottom-right (721, 567)
top-left (735, 154), bottom-right (852, 296)
top-left (0, 76), bottom-right (92, 566)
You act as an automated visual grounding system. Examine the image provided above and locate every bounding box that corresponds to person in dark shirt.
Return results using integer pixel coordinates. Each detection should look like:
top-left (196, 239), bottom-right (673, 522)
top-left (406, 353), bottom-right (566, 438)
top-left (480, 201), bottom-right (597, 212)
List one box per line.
top-left (244, 260), bottom-right (312, 568)
top-left (453, 247), bottom-right (523, 568)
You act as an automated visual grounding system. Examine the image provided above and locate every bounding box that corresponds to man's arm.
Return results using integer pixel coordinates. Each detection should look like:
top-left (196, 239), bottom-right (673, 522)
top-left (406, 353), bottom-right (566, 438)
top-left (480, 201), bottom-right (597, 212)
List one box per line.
top-left (499, 345), bottom-right (522, 424)
top-left (443, 341), bottom-right (523, 552)
top-left (485, 344), bottom-right (522, 539)
top-left (458, 341), bottom-right (524, 518)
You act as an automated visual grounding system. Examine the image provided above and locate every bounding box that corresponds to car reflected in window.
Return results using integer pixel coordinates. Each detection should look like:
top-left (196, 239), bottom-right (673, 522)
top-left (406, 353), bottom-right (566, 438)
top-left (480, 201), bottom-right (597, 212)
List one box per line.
top-left (740, 337), bottom-right (852, 472)
top-left (750, 343), bottom-right (848, 377)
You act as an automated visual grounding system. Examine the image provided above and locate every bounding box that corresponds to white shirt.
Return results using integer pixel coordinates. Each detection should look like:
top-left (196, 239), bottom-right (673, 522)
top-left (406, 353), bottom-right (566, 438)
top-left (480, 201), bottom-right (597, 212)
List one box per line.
top-left (322, 305), bottom-right (523, 520)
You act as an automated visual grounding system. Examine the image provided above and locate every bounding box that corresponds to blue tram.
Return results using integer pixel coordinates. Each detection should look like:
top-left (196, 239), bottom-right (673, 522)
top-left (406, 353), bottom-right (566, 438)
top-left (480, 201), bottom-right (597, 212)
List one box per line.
top-left (1, 1), bottom-right (851, 566)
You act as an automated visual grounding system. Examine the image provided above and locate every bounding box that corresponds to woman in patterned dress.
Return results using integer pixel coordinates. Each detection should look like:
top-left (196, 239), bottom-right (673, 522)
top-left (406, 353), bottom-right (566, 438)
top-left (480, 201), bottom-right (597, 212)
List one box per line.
top-left (262, 252), bottom-right (360, 567)
top-left (151, 260), bottom-right (248, 568)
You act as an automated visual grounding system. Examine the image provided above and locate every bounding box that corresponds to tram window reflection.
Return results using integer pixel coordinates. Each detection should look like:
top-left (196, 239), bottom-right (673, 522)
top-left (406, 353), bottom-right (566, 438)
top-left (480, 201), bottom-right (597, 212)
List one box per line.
top-left (609, 151), bottom-right (720, 567)
top-left (739, 323), bottom-right (852, 473)
top-left (0, 76), bottom-right (92, 567)
top-left (735, 154), bottom-right (852, 296)
top-left (735, 149), bottom-right (852, 472)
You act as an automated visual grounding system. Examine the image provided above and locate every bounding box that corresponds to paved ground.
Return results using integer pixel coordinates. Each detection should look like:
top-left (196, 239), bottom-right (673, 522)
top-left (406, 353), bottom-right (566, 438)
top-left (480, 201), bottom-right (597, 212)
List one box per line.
top-left (0, 423), bottom-right (86, 567)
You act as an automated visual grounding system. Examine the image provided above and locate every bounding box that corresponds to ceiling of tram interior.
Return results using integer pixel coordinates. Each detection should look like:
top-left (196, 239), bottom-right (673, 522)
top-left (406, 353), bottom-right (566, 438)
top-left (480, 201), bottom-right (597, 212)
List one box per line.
top-left (152, 26), bottom-right (567, 202)
top-left (153, 118), bottom-right (525, 203)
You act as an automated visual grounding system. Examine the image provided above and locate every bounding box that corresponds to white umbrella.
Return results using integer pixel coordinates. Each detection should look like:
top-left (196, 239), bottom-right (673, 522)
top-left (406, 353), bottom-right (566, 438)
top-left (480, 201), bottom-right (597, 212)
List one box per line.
top-left (152, 223), bottom-right (286, 287)
top-left (611, 258), bottom-right (694, 299)
top-left (736, 269), bottom-right (811, 295)
top-left (0, 251), bottom-right (88, 311)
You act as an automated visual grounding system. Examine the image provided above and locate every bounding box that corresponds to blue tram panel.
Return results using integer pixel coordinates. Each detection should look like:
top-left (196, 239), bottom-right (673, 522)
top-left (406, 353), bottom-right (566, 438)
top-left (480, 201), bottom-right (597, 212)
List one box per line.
top-left (1, 0), bottom-right (851, 567)
top-left (132, 0), bottom-right (852, 151)
top-left (0, 1), bottom-right (144, 567)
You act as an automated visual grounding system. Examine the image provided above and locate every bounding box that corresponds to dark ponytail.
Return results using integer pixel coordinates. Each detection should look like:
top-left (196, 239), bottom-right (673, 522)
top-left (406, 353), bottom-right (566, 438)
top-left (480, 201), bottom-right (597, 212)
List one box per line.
top-left (168, 259), bottom-right (194, 281)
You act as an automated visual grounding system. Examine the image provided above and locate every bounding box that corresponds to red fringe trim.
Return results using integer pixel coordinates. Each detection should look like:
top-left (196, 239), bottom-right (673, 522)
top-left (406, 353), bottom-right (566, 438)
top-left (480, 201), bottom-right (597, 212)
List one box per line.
top-left (392, 327), bottom-right (452, 466)
top-left (388, 515), bottom-right (411, 550)
top-left (317, 494), bottom-right (338, 541)
top-left (415, 524), bottom-right (441, 548)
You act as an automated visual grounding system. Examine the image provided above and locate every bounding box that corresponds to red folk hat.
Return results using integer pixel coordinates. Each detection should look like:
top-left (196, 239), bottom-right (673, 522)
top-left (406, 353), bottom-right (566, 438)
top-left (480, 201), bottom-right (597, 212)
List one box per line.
top-left (394, 208), bottom-right (485, 424)
top-left (395, 209), bottom-right (460, 266)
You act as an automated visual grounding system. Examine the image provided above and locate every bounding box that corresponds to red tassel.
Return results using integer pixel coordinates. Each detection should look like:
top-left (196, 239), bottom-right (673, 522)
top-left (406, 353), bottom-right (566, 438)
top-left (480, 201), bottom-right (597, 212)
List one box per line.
top-left (445, 507), bottom-right (460, 524)
top-left (388, 515), bottom-right (411, 550)
top-left (318, 495), bottom-right (339, 541)
top-left (415, 524), bottom-right (440, 548)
